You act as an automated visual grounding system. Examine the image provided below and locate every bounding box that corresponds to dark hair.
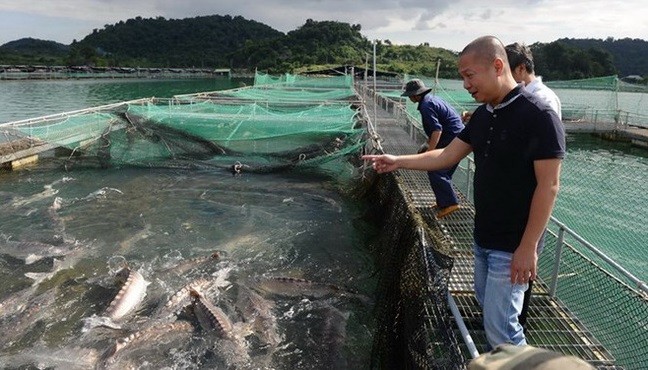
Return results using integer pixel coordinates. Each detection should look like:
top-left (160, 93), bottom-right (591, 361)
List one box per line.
top-left (505, 42), bottom-right (535, 74)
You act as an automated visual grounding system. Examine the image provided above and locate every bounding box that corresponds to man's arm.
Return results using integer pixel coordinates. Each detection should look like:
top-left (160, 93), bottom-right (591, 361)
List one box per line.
top-left (427, 130), bottom-right (441, 151)
top-left (510, 158), bottom-right (562, 284)
top-left (362, 137), bottom-right (472, 173)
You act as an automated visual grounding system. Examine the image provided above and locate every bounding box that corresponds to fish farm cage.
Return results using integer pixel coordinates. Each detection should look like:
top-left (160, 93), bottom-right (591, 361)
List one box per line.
top-left (0, 71), bottom-right (646, 369)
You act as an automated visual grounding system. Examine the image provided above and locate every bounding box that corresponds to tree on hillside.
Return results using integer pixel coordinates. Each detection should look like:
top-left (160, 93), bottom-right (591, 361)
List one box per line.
top-left (531, 41), bottom-right (617, 80)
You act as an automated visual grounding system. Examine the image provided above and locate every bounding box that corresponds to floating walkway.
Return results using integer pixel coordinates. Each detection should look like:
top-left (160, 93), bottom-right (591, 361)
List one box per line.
top-left (358, 81), bottom-right (623, 368)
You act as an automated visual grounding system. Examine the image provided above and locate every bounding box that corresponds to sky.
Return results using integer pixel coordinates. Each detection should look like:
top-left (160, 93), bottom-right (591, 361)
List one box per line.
top-left (0, 0), bottom-right (646, 52)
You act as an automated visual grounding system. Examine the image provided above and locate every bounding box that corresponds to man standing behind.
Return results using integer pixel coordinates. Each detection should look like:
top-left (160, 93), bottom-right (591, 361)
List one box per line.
top-left (402, 79), bottom-right (464, 218)
top-left (506, 42), bottom-right (562, 120)
top-left (506, 42), bottom-right (563, 330)
top-left (363, 36), bottom-right (565, 348)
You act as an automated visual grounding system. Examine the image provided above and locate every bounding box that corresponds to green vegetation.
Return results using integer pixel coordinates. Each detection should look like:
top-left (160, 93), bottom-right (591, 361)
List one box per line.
top-left (0, 38), bottom-right (69, 65)
top-left (532, 40), bottom-right (618, 81)
top-left (0, 15), bottom-right (646, 82)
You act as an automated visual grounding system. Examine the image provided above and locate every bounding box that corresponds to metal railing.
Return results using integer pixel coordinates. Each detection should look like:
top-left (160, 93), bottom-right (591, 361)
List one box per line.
top-left (377, 88), bottom-right (647, 368)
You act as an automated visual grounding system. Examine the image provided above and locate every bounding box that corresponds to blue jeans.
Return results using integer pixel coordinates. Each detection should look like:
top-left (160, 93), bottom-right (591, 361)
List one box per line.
top-left (473, 244), bottom-right (528, 348)
top-left (427, 163), bottom-right (459, 208)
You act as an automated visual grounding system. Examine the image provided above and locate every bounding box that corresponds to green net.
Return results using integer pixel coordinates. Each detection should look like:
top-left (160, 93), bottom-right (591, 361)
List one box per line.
top-left (546, 75), bottom-right (619, 91)
top-left (395, 74), bottom-right (648, 129)
top-left (215, 86), bottom-right (357, 102)
top-left (2, 74), bottom-right (366, 177)
top-left (254, 71), bottom-right (354, 88)
top-left (545, 75), bottom-right (648, 126)
top-left (173, 72), bottom-right (358, 107)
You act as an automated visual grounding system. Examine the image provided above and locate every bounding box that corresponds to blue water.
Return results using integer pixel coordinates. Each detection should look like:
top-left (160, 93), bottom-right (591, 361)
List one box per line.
top-left (0, 78), bottom-right (376, 369)
top-left (3, 78), bottom-right (645, 280)
top-left (555, 134), bottom-right (648, 282)
top-left (0, 78), bottom-right (250, 124)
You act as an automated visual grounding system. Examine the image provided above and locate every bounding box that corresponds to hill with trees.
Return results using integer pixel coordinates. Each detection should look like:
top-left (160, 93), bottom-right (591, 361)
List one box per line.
top-left (0, 38), bottom-right (69, 65)
top-left (0, 15), bottom-right (646, 82)
top-left (556, 37), bottom-right (648, 78)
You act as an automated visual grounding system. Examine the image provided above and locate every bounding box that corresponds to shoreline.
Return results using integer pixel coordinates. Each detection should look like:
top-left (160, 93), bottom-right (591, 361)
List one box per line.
top-left (0, 66), bottom-right (256, 81)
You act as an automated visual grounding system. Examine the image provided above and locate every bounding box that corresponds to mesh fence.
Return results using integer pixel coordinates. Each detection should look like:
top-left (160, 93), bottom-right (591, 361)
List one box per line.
top-left (450, 145), bottom-right (648, 370)
top-left (546, 75), bottom-right (648, 127)
top-left (254, 71), bottom-right (354, 88)
top-left (363, 169), bottom-right (466, 370)
top-left (537, 224), bottom-right (648, 370)
top-left (397, 75), bottom-right (648, 129)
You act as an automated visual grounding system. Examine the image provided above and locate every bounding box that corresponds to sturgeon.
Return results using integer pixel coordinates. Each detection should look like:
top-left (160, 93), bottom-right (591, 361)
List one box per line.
top-left (190, 288), bottom-right (251, 368)
top-left (251, 276), bottom-right (352, 299)
top-left (317, 305), bottom-right (350, 370)
top-left (162, 251), bottom-right (221, 275)
top-left (235, 284), bottom-right (282, 348)
top-left (152, 277), bottom-right (212, 322)
top-left (101, 320), bottom-right (194, 368)
top-left (24, 241), bottom-right (86, 287)
top-left (0, 238), bottom-right (77, 265)
top-left (104, 267), bottom-right (149, 321)
top-left (117, 222), bottom-right (151, 252)
top-left (0, 345), bottom-right (100, 370)
top-left (0, 288), bottom-right (58, 348)
top-left (189, 288), bottom-right (233, 338)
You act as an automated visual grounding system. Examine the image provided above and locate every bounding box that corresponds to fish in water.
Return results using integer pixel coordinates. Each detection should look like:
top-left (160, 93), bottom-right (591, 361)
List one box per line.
top-left (104, 266), bottom-right (149, 322)
top-left (315, 304), bottom-right (350, 370)
top-left (152, 277), bottom-right (213, 322)
top-left (250, 276), bottom-right (354, 299)
top-left (161, 251), bottom-right (222, 275)
top-left (9, 177), bottom-right (74, 208)
top-left (23, 240), bottom-right (88, 287)
top-left (0, 237), bottom-right (78, 265)
top-left (190, 287), bottom-right (251, 368)
top-left (82, 266), bottom-right (149, 330)
top-left (117, 222), bottom-right (152, 252)
top-left (235, 283), bottom-right (282, 349)
top-left (190, 287), bottom-right (234, 338)
top-left (0, 287), bottom-right (58, 349)
top-left (100, 320), bottom-right (195, 369)
top-left (0, 286), bottom-right (38, 320)
top-left (0, 345), bottom-right (100, 370)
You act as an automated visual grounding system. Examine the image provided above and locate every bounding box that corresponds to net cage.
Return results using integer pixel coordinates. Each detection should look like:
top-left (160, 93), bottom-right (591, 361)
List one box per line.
top-left (172, 71), bottom-right (358, 105)
top-left (1, 74), bottom-right (367, 177)
top-left (362, 169), bottom-right (466, 370)
top-left (396, 74), bottom-right (648, 130)
top-left (546, 75), bottom-right (648, 127)
top-left (2, 72), bottom-right (646, 369)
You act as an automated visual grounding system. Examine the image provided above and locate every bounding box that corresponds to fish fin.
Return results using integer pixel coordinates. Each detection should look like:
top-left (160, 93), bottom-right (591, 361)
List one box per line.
top-left (24, 271), bottom-right (53, 286)
top-left (24, 254), bottom-right (43, 265)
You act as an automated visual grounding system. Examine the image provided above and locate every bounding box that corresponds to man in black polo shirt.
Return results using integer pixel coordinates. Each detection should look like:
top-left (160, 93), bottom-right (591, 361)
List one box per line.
top-left (362, 35), bottom-right (565, 348)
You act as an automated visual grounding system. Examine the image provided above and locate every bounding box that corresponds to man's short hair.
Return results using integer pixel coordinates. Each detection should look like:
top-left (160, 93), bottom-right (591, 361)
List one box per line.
top-left (505, 42), bottom-right (535, 74)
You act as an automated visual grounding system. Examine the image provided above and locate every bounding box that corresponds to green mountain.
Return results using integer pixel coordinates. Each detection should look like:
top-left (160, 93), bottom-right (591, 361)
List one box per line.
top-left (0, 14), bottom-right (646, 81)
top-left (557, 37), bottom-right (648, 77)
top-left (0, 37), bottom-right (69, 65)
top-left (70, 15), bottom-right (284, 68)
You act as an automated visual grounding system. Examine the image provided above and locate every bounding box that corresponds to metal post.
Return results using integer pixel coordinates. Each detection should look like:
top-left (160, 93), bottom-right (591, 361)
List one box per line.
top-left (447, 291), bottom-right (480, 359)
top-left (549, 227), bottom-right (565, 297)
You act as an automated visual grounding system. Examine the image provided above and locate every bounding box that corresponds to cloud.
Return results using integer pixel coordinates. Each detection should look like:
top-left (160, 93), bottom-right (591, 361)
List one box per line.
top-left (0, 0), bottom-right (646, 52)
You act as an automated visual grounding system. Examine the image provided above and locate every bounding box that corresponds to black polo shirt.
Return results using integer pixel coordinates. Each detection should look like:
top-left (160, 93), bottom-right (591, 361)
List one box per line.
top-left (457, 86), bottom-right (566, 253)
